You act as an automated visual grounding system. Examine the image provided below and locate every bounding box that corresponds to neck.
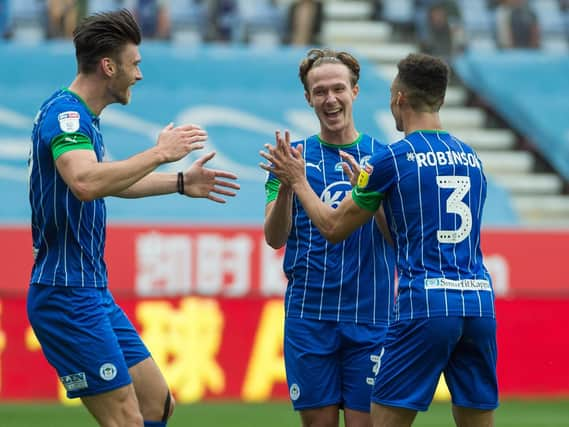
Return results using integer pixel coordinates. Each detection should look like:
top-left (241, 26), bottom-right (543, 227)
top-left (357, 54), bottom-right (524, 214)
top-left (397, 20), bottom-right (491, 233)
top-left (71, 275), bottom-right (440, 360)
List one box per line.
top-left (68, 74), bottom-right (111, 116)
top-left (402, 111), bottom-right (443, 135)
top-left (319, 126), bottom-right (359, 146)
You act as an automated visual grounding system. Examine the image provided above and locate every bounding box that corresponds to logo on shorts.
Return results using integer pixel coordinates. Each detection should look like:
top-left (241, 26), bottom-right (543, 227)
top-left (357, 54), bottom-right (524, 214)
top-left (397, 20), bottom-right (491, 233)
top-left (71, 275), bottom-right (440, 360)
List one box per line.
top-left (99, 363), bottom-right (117, 381)
top-left (60, 372), bottom-right (88, 391)
top-left (289, 383), bottom-right (300, 401)
top-left (58, 111), bottom-right (80, 133)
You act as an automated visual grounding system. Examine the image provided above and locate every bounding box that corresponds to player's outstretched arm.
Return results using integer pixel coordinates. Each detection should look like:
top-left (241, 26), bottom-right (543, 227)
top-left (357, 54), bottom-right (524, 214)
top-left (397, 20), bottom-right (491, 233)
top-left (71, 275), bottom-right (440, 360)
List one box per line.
top-left (180, 151), bottom-right (240, 203)
top-left (56, 123), bottom-right (207, 201)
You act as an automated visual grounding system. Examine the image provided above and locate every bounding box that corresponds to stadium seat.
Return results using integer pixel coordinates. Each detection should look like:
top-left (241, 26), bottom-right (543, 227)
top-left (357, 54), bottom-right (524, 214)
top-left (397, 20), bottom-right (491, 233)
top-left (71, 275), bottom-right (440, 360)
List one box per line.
top-left (382, 0), bottom-right (414, 26)
top-left (458, 0), bottom-right (495, 39)
top-left (88, 0), bottom-right (124, 14)
top-left (7, 0), bottom-right (46, 41)
top-left (234, 0), bottom-right (284, 45)
top-left (168, 0), bottom-right (208, 44)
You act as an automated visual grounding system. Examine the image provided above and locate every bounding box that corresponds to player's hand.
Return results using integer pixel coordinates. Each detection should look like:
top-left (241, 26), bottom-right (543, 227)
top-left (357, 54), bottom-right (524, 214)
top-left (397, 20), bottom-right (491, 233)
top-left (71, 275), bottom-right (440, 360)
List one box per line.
top-left (339, 150), bottom-right (361, 187)
top-left (156, 123), bottom-right (207, 163)
top-left (259, 130), bottom-right (305, 187)
top-left (182, 152), bottom-right (240, 203)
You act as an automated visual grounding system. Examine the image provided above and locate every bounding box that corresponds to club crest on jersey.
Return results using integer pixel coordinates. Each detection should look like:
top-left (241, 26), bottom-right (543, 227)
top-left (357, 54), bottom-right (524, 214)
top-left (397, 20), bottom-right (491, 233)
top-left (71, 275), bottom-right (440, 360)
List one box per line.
top-left (58, 111), bottom-right (80, 133)
top-left (357, 162), bottom-right (373, 189)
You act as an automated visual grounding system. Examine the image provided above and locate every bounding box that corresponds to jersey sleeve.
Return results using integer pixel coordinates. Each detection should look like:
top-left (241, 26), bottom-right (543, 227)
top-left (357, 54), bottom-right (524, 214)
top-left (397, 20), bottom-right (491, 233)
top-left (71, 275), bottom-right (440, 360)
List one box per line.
top-left (265, 174), bottom-right (281, 205)
top-left (40, 101), bottom-right (94, 160)
top-left (264, 139), bottom-right (304, 205)
top-left (352, 145), bottom-right (396, 212)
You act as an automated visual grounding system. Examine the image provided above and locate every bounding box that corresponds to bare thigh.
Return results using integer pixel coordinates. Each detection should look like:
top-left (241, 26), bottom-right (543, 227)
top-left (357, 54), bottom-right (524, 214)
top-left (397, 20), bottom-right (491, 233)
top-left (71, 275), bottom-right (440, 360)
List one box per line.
top-left (371, 402), bottom-right (417, 427)
top-left (81, 383), bottom-right (143, 427)
top-left (344, 407), bottom-right (372, 427)
top-left (300, 404), bottom-right (340, 427)
top-left (452, 405), bottom-right (494, 427)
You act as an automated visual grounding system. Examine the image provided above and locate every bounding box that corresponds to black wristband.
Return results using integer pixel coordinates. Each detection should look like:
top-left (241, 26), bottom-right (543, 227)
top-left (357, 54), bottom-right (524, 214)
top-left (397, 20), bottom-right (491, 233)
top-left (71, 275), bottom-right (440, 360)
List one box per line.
top-left (177, 172), bottom-right (184, 195)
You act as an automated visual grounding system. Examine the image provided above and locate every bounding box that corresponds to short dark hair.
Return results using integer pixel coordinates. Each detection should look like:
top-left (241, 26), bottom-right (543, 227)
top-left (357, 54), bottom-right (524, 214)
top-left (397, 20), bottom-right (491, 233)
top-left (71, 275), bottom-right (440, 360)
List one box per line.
top-left (73, 9), bottom-right (141, 74)
top-left (299, 48), bottom-right (360, 92)
top-left (396, 53), bottom-right (449, 112)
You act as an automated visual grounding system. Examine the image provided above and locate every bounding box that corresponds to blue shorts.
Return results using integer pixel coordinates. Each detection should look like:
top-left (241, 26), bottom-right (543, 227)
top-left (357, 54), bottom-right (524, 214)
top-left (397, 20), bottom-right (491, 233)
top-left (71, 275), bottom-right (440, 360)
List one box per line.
top-left (371, 316), bottom-right (498, 411)
top-left (284, 316), bottom-right (387, 412)
top-left (27, 284), bottom-right (150, 398)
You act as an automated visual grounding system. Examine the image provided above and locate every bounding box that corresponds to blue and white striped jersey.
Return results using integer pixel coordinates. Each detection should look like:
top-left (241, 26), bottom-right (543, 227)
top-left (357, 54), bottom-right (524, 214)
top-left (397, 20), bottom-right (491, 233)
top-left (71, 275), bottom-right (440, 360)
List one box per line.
top-left (29, 89), bottom-right (108, 287)
top-left (352, 130), bottom-right (495, 321)
top-left (266, 134), bottom-right (396, 325)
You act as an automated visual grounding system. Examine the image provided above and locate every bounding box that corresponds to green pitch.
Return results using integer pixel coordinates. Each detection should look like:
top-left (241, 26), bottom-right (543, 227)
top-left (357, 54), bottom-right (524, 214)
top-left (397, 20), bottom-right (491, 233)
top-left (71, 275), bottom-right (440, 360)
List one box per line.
top-left (0, 400), bottom-right (568, 426)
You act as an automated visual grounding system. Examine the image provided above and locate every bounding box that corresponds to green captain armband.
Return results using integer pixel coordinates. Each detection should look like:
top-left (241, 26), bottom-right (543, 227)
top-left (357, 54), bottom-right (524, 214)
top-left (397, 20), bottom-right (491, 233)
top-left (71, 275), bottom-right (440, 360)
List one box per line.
top-left (265, 178), bottom-right (281, 204)
top-left (51, 132), bottom-right (93, 160)
top-left (352, 186), bottom-right (383, 212)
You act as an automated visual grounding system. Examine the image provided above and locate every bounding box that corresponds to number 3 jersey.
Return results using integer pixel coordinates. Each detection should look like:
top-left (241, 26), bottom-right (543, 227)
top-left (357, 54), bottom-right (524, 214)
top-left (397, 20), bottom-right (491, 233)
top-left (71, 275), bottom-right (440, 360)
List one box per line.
top-left (266, 133), bottom-right (396, 325)
top-left (352, 130), bottom-right (495, 321)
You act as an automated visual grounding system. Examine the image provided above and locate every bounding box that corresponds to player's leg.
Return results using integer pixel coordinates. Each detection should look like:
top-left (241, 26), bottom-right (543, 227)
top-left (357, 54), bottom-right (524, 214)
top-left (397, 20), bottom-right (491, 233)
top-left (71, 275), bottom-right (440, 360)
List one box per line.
top-left (444, 317), bottom-right (498, 427)
top-left (107, 290), bottom-right (174, 425)
top-left (299, 405), bottom-right (340, 427)
top-left (284, 317), bottom-right (343, 427)
top-left (81, 384), bottom-right (143, 426)
top-left (340, 322), bottom-right (387, 427)
top-left (370, 402), bottom-right (417, 427)
top-left (370, 318), bottom-right (463, 426)
top-left (130, 357), bottom-right (174, 425)
top-left (343, 408), bottom-right (373, 427)
top-left (27, 285), bottom-right (143, 426)
top-left (451, 406), bottom-right (494, 427)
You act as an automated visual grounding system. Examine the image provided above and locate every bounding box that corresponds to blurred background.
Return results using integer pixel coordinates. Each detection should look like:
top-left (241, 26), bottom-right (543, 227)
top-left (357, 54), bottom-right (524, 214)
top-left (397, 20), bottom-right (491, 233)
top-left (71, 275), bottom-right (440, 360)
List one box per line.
top-left (0, 0), bottom-right (568, 426)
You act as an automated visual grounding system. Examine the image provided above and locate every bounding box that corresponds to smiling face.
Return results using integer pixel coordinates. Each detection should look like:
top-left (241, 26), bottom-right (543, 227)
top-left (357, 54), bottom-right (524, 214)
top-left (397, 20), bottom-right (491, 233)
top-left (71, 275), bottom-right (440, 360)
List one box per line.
top-left (107, 43), bottom-right (142, 105)
top-left (304, 62), bottom-right (359, 140)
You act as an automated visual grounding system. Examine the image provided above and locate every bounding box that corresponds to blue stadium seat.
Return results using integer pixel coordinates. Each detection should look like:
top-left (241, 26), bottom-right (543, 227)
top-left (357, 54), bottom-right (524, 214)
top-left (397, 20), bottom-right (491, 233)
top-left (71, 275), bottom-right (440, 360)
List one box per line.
top-left (88, 0), bottom-right (124, 14)
top-left (7, 0), bottom-right (46, 41)
top-left (459, 0), bottom-right (494, 36)
top-left (168, 0), bottom-right (208, 43)
top-left (382, 0), bottom-right (414, 25)
top-left (234, 0), bottom-right (284, 45)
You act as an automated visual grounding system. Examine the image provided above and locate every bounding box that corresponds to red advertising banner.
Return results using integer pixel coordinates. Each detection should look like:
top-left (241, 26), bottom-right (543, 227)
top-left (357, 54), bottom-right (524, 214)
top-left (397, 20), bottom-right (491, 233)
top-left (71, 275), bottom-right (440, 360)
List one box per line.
top-left (0, 296), bottom-right (568, 401)
top-left (1, 226), bottom-right (568, 297)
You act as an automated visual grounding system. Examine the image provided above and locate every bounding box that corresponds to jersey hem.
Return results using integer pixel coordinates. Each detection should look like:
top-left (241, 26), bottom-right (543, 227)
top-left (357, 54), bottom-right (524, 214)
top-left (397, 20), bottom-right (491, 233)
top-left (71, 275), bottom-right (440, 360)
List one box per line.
top-left (285, 312), bottom-right (390, 326)
top-left (393, 311), bottom-right (496, 321)
top-left (30, 281), bottom-right (109, 288)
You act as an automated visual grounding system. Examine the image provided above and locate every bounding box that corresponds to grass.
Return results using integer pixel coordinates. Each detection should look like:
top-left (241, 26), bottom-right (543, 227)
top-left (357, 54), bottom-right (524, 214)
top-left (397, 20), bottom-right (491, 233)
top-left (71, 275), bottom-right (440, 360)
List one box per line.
top-left (0, 400), bottom-right (568, 426)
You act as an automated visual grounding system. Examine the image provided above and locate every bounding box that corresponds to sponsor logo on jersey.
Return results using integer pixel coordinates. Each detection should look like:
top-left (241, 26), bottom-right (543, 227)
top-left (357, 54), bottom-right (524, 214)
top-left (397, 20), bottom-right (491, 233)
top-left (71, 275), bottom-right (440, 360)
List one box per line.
top-left (60, 372), bottom-right (88, 391)
top-left (99, 363), bottom-right (118, 381)
top-left (306, 160), bottom-right (323, 171)
top-left (424, 278), bottom-right (491, 291)
top-left (58, 111), bottom-right (80, 133)
top-left (320, 181), bottom-right (351, 208)
top-left (289, 383), bottom-right (300, 401)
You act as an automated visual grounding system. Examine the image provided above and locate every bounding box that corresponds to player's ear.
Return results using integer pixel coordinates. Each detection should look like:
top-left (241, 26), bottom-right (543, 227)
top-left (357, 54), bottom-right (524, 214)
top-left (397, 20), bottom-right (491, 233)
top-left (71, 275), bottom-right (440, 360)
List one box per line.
top-left (352, 83), bottom-right (359, 99)
top-left (305, 91), bottom-right (313, 107)
top-left (396, 91), bottom-right (404, 106)
top-left (101, 57), bottom-right (115, 77)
